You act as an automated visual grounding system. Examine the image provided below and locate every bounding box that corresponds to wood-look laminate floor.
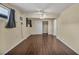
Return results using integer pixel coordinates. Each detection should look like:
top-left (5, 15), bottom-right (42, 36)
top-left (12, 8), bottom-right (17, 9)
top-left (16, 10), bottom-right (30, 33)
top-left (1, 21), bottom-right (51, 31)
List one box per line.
top-left (6, 35), bottom-right (77, 55)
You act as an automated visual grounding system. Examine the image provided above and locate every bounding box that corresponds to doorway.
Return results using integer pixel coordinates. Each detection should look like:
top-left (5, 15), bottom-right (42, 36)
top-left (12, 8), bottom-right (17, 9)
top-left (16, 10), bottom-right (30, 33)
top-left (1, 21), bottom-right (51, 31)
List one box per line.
top-left (42, 21), bottom-right (48, 36)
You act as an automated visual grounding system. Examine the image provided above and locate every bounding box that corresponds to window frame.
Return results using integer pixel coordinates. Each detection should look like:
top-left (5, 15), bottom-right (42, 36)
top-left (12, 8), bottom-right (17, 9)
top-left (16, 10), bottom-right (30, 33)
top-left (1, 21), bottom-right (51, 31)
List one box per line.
top-left (0, 4), bottom-right (10, 20)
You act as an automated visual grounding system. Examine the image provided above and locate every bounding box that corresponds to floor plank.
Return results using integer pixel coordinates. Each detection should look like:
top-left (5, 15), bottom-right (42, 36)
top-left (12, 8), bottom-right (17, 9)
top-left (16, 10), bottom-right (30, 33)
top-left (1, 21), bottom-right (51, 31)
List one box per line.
top-left (6, 35), bottom-right (77, 55)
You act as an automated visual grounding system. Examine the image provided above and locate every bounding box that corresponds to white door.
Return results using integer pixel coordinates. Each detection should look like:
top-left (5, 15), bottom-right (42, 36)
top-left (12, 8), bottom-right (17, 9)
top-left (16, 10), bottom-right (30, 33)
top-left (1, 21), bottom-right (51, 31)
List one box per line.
top-left (42, 21), bottom-right (48, 34)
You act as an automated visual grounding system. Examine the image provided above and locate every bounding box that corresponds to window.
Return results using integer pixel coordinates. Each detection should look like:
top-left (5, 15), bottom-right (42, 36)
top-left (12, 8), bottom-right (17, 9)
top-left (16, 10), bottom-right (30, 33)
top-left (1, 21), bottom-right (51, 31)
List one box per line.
top-left (0, 4), bottom-right (10, 19)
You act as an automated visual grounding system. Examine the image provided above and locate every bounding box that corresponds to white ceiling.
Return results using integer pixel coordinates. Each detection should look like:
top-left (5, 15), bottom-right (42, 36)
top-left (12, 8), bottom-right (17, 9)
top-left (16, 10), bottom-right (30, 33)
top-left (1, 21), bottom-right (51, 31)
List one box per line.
top-left (11, 3), bottom-right (74, 18)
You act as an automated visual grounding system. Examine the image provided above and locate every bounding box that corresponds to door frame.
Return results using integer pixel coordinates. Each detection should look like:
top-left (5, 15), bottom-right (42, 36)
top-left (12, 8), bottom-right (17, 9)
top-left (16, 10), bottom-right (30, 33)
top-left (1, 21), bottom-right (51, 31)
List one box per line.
top-left (42, 21), bottom-right (48, 35)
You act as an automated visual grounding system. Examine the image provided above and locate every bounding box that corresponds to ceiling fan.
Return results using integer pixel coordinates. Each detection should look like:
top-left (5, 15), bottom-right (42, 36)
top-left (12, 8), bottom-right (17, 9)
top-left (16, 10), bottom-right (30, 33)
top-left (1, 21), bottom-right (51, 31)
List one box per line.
top-left (32, 4), bottom-right (52, 16)
top-left (38, 9), bottom-right (46, 19)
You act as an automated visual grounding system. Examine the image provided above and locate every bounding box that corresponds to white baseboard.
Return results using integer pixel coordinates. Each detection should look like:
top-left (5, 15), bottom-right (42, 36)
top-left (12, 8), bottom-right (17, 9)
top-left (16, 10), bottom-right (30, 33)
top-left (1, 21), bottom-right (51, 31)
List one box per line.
top-left (3, 35), bottom-right (31, 55)
top-left (57, 36), bottom-right (78, 54)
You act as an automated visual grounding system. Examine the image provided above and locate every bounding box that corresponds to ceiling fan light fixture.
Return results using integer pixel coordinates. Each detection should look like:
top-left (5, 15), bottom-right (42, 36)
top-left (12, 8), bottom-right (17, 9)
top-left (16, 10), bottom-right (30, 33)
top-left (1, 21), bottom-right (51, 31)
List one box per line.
top-left (40, 13), bottom-right (46, 19)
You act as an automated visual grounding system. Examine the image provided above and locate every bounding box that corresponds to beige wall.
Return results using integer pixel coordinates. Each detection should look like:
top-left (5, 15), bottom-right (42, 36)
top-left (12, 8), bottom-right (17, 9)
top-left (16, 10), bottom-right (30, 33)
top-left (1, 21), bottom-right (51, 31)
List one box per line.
top-left (57, 4), bottom-right (79, 54)
top-left (0, 19), bottom-right (6, 54)
top-left (48, 20), bottom-right (54, 34)
top-left (31, 19), bottom-right (54, 35)
top-left (32, 20), bottom-right (42, 34)
top-left (53, 20), bottom-right (57, 35)
top-left (0, 4), bottom-right (32, 54)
